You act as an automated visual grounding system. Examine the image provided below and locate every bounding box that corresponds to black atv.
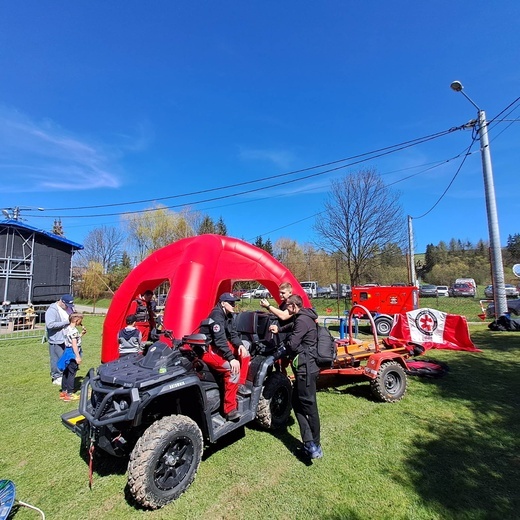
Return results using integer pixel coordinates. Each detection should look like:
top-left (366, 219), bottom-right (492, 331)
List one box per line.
top-left (61, 311), bottom-right (292, 510)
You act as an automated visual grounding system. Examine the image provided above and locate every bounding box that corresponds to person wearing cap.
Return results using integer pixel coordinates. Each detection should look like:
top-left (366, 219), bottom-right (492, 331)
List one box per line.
top-left (45, 294), bottom-right (75, 385)
top-left (128, 290), bottom-right (156, 342)
top-left (200, 292), bottom-right (249, 421)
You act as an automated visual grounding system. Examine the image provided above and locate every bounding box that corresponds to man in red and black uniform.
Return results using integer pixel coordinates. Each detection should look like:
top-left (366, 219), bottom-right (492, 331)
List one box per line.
top-left (200, 292), bottom-right (249, 421)
top-left (128, 290), bottom-right (156, 341)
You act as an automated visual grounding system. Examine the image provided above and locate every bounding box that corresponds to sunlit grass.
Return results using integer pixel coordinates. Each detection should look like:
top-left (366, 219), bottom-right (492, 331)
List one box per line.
top-left (1, 318), bottom-right (518, 518)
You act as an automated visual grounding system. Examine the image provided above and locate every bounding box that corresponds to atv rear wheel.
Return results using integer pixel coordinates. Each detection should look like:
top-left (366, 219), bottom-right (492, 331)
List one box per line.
top-left (255, 371), bottom-right (292, 429)
top-left (128, 415), bottom-right (203, 509)
top-left (370, 360), bottom-right (407, 403)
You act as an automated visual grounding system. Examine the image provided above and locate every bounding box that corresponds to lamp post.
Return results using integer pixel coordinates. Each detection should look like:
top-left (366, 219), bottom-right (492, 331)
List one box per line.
top-left (450, 81), bottom-right (507, 317)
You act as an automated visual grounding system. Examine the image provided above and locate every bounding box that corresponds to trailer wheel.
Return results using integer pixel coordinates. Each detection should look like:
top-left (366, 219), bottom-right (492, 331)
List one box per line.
top-left (256, 371), bottom-right (292, 430)
top-left (128, 415), bottom-right (203, 509)
top-left (370, 361), bottom-right (407, 403)
top-left (374, 317), bottom-right (393, 336)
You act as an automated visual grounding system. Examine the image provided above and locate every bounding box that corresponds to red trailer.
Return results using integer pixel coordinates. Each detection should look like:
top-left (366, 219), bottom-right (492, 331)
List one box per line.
top-left (350, 285), bottom-right (419, 336)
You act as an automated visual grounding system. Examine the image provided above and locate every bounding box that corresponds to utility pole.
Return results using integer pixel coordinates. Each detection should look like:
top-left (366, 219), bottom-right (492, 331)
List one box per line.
top-left (408, 215), bottom-right (417, 285)
top-left (450, 81), bottom-right (507, 317)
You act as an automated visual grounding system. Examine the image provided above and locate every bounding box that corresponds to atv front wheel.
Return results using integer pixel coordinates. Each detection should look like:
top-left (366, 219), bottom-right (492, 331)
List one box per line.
top-left (370, 361), bottom-right (407, 403)
top-left (256, 371), bottom-right (292, 429)
top-left (128, 415), bottom-right (203, 509)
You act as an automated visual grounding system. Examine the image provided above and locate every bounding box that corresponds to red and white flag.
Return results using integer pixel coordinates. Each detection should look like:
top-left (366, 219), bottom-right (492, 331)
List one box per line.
top-left (388, 308), bottom-right (481, 352)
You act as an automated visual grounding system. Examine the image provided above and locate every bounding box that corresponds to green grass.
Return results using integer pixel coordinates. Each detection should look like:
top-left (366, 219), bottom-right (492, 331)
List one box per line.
top-left (3, 318), bottom-right (518, 519)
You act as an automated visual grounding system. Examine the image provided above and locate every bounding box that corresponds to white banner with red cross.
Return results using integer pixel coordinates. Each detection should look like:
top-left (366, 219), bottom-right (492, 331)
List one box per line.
top-left (388, 308), bottom-right (481, 352)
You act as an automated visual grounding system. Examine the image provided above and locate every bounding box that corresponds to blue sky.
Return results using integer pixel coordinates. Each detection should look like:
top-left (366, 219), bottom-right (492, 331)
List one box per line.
top-left (0, 1), bottom-right (519, 253)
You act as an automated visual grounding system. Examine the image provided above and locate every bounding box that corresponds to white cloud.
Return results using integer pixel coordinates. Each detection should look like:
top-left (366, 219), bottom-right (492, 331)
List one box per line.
top-left (238, 147), bottom-right (297, 170)
top-left (0, 106), bottom-right (124, 192)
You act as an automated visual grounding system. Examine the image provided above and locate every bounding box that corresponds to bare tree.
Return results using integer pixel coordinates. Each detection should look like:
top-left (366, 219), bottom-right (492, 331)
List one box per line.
top-left (315, 168), bottom-right (406, 286)
top-left (77, 226), bottom-right (125, 273)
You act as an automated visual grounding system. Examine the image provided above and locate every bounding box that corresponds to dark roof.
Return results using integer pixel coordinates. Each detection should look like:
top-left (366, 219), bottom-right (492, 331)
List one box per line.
top-left (1, 219), bottom-right (83, 250)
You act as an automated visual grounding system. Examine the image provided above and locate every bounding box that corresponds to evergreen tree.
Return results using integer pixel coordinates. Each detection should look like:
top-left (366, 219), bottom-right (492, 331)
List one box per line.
top-left (197, 215), bottom-right (216, 235)
top-left (215, 217), bottom-right (227, 236)
top-left (506, 234), bottom-right (520, 262)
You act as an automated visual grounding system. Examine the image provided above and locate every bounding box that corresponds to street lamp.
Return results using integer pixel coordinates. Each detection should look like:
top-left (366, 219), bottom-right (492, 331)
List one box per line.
top-left (450, 81), bottom-right (507, 317)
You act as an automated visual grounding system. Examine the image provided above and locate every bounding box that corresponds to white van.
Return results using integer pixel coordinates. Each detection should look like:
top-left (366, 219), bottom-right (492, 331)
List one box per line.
top-left (455, 278), bottom-right (477, 289)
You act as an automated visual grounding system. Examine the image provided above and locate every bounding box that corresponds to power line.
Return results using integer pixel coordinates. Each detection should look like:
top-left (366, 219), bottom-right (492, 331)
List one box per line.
top-left (28, 126), bottom-right (464, 219)
top-left (411, 136), bottom-right (479, 220)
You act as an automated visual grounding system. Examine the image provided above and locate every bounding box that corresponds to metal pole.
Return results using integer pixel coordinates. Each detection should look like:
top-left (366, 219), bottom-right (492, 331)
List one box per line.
top-left (408, 215), bottom-right (416, 285)
top-left (478, 110), bottom-right (508, 316)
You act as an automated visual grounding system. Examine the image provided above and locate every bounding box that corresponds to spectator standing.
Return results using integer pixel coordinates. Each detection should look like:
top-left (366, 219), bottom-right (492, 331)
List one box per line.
top-left (259, 282), bottom-right (293, 323)
top-left (59, 312), bottom-right (86, 402)
top-left (269, 294), bottom-right (323, 459)
top-left (45, 294), bottom-right (75, 385)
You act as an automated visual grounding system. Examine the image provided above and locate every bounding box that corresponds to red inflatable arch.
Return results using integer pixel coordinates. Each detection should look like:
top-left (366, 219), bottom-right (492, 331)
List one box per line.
top-left (102, 234), bottom-right (309, 362)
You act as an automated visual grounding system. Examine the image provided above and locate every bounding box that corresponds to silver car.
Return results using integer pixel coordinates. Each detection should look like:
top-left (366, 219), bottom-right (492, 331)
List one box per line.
top-left (484, 284), bottom-right (519, 299)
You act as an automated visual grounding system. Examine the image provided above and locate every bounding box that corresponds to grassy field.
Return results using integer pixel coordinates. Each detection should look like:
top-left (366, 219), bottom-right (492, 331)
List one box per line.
top-left (2, 317), bottom-right (518, 519)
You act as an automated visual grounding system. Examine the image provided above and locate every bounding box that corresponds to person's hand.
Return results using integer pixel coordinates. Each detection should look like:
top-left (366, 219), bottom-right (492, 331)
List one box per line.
top-left (81, 327), bottom-right (87, 335)
top-left (238, 344), bottom-right (248, 358)
top-left (269, 324), bottom-right (279, 334)
top-left (230, 359), bottom-right (240, 375)
top-left (75, 356), bottom-right (82, 364)
top-left (260, 298), bottom-right (270, 309)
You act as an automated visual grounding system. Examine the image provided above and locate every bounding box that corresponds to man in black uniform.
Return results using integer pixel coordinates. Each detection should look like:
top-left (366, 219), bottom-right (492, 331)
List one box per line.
top-left (201, 293), bottom-right (248, 421)
top-left (270, 294), bottom-right (323, 459)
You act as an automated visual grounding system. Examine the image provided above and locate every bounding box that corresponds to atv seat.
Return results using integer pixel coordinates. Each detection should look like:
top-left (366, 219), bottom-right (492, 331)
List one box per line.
top-left (235, 311), bottom-right (278, 355)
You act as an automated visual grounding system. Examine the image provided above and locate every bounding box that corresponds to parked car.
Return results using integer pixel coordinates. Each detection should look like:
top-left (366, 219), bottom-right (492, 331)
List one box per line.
top-left (328, 283), bottom-right (352, 299)
top-left (484, 284), bottom-right (519, 299)
top-left (449, 283), bottom-right (476, 297)
top-left (419, 284), bottom-right (438, 297)
top-left (241, 290), bottom-right (255, 299)
top-left (455, 278), bottom-right (477, 290)
top-left (436, 285), bottom-right (449, 297)
top-left (316, 286), bottom-right (332, 298)
top-left (253, 285), bottom-right (271, 298)
top-left (486, 298), bottom-right (520, 318)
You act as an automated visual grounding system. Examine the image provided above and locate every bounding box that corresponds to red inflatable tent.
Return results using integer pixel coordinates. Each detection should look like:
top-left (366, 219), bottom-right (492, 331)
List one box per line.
top-left (101, 234), bottom-right (309, 362)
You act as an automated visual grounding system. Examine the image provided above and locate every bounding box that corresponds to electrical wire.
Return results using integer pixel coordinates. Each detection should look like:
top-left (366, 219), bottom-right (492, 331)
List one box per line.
top-left (28, 126), bottom-right (465, 219)
top-left (34, 126), bottom-right (461, 214)
top-left (411, 136), bottom-right (479, 220)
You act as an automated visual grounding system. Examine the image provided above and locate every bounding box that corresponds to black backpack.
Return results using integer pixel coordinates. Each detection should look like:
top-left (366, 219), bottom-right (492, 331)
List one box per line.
top-left (315, 324), bottom-right (337, 368)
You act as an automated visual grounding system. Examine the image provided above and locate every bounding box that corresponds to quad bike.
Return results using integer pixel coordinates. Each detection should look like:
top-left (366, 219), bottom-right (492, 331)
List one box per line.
top-left (62, 310), bottom-right (291, 510)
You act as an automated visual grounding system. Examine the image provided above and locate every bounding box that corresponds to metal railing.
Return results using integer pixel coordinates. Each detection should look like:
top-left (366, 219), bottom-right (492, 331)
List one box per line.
top-left (0, 304), bottom-right (48, 342)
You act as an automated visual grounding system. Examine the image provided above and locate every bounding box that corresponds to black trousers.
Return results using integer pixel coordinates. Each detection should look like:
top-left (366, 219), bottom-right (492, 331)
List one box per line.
top-left (292, 371), bottom-right (320, 445)
top-left (62, 359), bottom-right (79, 394)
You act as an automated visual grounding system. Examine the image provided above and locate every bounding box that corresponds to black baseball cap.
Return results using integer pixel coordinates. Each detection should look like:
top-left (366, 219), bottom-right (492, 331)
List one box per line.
top-left (219, 292), bottom-right (240, 302)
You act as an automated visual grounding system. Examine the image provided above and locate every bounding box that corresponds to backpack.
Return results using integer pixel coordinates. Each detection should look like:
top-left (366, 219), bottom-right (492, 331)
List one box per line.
top-left (315, 324), bottom-right (337, 368)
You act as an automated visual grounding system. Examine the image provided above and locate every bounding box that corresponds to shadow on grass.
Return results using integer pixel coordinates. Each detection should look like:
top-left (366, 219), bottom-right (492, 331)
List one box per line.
top-left (396, 331), bottom-right (520, 518)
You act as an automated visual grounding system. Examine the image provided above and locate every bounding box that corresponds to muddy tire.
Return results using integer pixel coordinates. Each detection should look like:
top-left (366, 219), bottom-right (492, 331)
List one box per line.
top-left (128, 415), bottom-right (203, 509)
top-left (370, 361), bottom-right (407, 403)
top-left (255, 371), bottom-right (292, 429)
